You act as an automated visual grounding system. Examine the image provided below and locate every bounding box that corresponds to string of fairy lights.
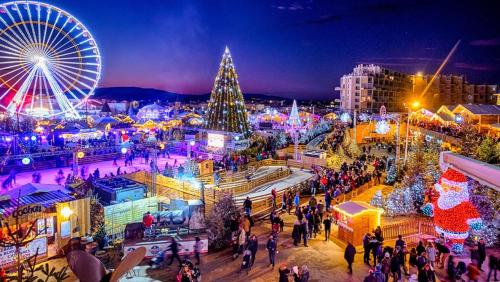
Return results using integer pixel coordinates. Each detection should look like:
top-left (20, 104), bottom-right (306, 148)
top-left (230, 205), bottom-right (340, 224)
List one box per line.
top-left (204, 47), bottom-right (250, 136)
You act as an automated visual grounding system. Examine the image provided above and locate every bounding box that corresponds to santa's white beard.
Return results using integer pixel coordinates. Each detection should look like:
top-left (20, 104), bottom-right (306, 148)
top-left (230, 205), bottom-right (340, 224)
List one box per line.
top-left (437, 190), bottom-right (469, 210)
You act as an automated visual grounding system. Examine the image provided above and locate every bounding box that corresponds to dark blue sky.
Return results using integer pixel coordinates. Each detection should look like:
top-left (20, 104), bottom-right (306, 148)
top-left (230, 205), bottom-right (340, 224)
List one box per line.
top-left (47, 0), bottom-right (499, 99)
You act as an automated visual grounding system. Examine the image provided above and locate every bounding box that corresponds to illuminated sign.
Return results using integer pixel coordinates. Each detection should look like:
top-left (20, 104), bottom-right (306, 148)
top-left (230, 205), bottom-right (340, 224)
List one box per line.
top-left (207, 133), bottom-right (224, 148)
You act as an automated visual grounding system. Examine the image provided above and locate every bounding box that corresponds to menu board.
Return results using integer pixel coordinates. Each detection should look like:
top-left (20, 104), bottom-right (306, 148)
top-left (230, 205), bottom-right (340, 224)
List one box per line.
top-left (0, 237), bottom-right (47, 268)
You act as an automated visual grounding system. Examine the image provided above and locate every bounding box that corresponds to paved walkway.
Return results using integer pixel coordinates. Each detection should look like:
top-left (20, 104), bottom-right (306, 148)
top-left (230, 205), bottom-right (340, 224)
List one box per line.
top-left (38, 184), bottom-right (498, 281)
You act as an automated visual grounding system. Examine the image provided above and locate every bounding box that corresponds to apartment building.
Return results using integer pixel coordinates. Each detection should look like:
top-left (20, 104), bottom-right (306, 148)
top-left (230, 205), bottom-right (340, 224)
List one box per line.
top-left (336, 64), bottom-right (412, 113)
top-left (337, 65), bottom-right (498, 112)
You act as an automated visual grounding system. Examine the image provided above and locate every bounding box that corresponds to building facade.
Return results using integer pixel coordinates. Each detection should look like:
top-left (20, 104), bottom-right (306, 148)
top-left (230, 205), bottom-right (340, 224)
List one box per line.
top-left (412, 74), bottom-right (497, 110)
top-left (338, 65), bottom-right (498, 113)
top-left (336, 64), bottom-right (412, 112)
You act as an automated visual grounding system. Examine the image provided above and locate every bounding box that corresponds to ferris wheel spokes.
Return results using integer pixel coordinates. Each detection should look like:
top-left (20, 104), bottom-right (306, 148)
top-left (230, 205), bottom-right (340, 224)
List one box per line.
top-left (39, 62), bottom-right (79, 118)
top-left (6, 65), bottom-right (38, 112)
top-left (0, 1), bottom-right (101, 118)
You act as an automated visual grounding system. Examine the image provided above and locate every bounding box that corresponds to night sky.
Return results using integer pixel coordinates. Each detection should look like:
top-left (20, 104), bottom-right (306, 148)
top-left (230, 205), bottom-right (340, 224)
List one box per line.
top-left (47, 0), bottom-right (499, 99)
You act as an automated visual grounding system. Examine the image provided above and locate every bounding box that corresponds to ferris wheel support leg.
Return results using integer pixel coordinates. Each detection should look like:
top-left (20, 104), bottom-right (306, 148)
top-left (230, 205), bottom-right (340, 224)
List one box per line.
top-left (6, 66), bottom-right (38, 113)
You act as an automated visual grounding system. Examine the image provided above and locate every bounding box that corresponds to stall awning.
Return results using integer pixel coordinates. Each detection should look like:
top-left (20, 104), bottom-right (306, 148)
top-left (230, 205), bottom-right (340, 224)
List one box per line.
top-left (0, 187), bottom-right (74, 215)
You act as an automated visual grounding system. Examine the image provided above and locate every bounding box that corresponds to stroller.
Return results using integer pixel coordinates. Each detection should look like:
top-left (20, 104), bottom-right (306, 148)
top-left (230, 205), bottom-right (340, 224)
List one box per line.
top-left (239, 249), bottom-right (252, 274)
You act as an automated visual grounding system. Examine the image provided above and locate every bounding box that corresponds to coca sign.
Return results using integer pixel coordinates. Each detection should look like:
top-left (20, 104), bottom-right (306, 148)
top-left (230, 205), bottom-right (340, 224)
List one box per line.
top-left (4, 204), bottom-right (44, 225)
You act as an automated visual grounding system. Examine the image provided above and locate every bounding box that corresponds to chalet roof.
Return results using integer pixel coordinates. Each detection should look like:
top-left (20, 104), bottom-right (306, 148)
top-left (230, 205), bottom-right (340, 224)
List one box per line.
top-left (434, 112), bottom-right (455, 122)
top-left (0, 184), bottom-right (74, 214)
top-left (456, 104), bottom-right (500, 115)
top-left (334, 201), bottom-right (379, 216)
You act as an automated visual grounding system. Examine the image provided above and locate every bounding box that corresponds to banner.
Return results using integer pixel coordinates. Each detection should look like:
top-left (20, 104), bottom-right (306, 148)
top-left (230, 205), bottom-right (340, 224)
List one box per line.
top-left (0, 237), bottom-right (47, 268)
top-left (124, 237), bottom-right (208, 258)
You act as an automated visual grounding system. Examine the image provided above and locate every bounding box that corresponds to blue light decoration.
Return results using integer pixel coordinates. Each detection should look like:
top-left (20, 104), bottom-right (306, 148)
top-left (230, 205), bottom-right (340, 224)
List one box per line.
top-left (375, 120), bottom-right (390, 134)
top-left (455, 114), bottom-right (464, 123)
top-left (121, 147), bottom-right (128, 154)
top-left (340, 112), bottom-right (351, 123)
top-left (358, 113), bottom-right (370, 122)
top-left (22, 157), bottom-right (31, 165)
top-left (425, 135), bottom-right (433, 142)
top-left (31, 136), bottom-right (36, 141)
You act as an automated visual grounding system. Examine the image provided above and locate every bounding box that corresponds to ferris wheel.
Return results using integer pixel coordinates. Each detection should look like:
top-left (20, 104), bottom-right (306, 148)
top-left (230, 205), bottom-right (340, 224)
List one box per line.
top-left (0, 1), bottom-right (101, 119)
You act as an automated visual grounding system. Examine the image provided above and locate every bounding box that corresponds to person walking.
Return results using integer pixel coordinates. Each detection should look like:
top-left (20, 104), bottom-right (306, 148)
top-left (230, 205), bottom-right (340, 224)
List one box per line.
top-left (279, 263), bottom-right (291, 282)
top-left (166, 237), bottom-right (182, 266)
top-left (323, 214), bottom-right (332, 241)
top-left (344, 241), bottom-right (356, 274)
top-left (381, 253), bottom-right (391, 282)
top-left (244, 196), bottom-right (252, 215)
top-left (247, 235), bottom-right (258, 267)
top-left (426, 242), bottom-right (436, 268)
top-left (487, 254), bottom-right (498, 281)
top-left (301, 219), bottom-right (308, 247)
top-left (363, 233), bottom-right (371, 265)
top-left (193, 236), bottom-right (202, 265)
top-left (294, 192), bottom-right (300, 211)
top-left (477, 238), bottom-right (486, 271)
top-left (391, 250), bottom-right (402, 282)
top-left (292, 219), bottom-right (301, 246)
top-left (300, 265), bottom-right (310, 282)
top-left (266, 235), bottom-right (277, 269)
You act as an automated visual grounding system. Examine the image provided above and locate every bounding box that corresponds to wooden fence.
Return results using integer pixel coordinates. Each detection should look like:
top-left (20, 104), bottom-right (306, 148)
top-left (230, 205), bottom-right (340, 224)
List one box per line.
top-left (381, 219), bottom-right (439, 247)
top-left (216, 168), bottom-right (291, 196)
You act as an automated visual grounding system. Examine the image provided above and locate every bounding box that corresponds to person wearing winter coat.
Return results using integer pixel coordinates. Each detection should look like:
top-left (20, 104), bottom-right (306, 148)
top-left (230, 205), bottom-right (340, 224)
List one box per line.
top-left (279, 263), bottom-right (290, 282)
top-left (477, 238), bottom-right (486, 271)
top-left (344, 242), bottom-right (356, 274)
top-left (266, 235), bottom-right (277, 269)
top-left (381, 253), bottom-right (391, 282)
top-left (238, 228), bottom-right (246, 254)
top-left (390, 251), bottom-right (401, 281)
top-left (418, 263), bottom-right (436, 282)
top-left (292, 220), bottom-right (301, 246)
top-left (301, 219), bottom-right (308, 247)
top-left (247, 235), bottom-right (258, 266)
top-left (300, 265), bottom-right (310, 282)
top-left (426, 243), bottom-right (436, 268)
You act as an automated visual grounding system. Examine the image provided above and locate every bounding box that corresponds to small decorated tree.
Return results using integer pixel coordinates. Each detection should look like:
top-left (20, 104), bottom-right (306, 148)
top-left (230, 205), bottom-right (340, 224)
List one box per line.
top-left (370, 190), bottom-right (385, 209)
top-left (205, 194), bottom-right (240, 250)
top-left (476, 137), bottom-right (499, 164)
top-left (385, 163), bottom-right (397, 184)
top-left (385, 184), bottom-right (415, 216)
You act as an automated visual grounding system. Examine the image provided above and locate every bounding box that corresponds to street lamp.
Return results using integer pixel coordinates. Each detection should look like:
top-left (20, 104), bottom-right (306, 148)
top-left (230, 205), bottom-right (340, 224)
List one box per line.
top-left (404, 101), bottom-right (421, 165)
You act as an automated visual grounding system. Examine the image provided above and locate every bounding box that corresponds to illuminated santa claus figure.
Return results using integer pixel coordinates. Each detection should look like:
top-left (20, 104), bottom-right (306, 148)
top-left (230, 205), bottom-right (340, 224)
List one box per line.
top-left (424, 168), bottom-right (482, 253)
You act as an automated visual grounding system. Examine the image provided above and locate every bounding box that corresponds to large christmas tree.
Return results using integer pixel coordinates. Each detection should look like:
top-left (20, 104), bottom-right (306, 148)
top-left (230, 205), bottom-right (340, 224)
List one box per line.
top-left (204, 46), bottom-right (250, 136)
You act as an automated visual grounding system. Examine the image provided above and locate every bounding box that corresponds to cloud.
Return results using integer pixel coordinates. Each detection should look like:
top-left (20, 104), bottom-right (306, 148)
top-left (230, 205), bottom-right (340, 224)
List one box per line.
top-left (271, 2), bottom-right (308, 11)
top-left (300, 14), bottom-right (342, 25)
top-left (469, 37), bottom-right (500, 46)
top-left (455, 62), bottom-right (499, 71)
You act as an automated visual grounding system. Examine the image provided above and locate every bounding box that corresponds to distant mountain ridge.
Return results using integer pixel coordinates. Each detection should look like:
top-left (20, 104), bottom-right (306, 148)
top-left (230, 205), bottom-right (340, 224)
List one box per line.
top-left (93, 87), bottom-right (293, 102)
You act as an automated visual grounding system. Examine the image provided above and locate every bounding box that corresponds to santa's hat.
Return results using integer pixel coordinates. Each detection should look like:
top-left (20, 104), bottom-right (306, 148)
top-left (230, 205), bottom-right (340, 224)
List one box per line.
top-left (439, 168), bottom-right (468, 191)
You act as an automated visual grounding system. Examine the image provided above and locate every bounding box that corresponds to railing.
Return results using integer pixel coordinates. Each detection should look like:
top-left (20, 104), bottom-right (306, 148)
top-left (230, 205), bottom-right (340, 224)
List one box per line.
top-left (217, 168), bottom-right (291, 195)
top-left (409, 126), bottom-right (462, 146)
top-left (232, 178), bottom-right (312, 220)
top-left (381, 219), bottom-right (439, 246)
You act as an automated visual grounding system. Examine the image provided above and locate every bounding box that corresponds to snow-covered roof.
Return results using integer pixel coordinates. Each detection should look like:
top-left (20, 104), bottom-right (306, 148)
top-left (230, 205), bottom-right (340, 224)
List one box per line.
top-left (333, 201), bottom-right (379, 216)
